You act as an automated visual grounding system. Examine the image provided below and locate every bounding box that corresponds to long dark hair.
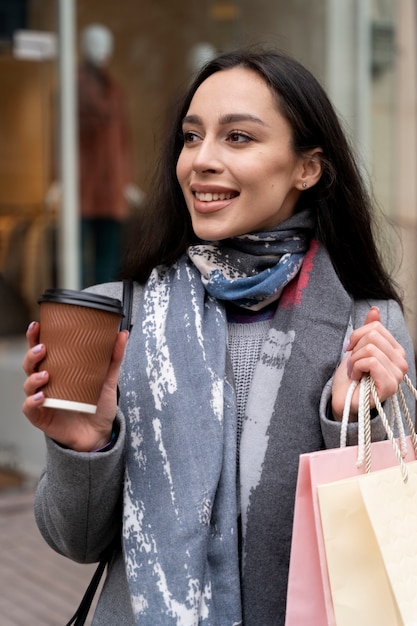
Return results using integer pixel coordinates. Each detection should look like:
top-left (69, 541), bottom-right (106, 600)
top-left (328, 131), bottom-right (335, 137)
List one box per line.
top-left (122, 47), bottom-right (402, 304)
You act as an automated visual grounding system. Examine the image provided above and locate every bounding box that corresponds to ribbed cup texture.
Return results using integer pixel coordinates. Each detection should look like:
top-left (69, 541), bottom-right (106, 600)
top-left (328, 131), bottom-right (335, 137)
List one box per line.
top-left (39, 302), bottom-right (121, 406)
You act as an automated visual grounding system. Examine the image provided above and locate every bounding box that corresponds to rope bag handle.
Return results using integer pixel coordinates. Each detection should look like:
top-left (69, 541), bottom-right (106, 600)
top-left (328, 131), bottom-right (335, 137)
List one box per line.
top-left (340, 374), bottom-right (417, 483)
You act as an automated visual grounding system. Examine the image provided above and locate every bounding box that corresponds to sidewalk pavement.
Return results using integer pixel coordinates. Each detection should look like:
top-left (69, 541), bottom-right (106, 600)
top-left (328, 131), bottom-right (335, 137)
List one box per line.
top-left (0, 486), bottom-right (101, 625)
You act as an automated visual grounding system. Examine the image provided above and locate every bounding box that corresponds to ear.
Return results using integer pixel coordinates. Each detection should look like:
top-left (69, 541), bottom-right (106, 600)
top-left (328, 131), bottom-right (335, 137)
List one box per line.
top-left (297, 148), bottom-right (323, 191)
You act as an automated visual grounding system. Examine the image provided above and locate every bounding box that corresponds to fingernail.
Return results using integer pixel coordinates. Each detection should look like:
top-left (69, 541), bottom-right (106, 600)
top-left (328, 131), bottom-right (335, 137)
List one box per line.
top-left (343, 340), bottom-right (350, 352)
top-left (32, 344), bottom-right (43, 355)
top-left (33, 391), bottom-right (44, 402)
top-left (28, 321), bottom-right (36, 331)
top-left (37, 371), bottom-right (47, 381)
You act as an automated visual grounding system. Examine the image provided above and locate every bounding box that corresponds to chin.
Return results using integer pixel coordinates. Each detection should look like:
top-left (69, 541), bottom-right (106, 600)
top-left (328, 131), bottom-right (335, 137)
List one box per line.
top-left (192, 220), bottom-right (246, 242)
top-left (193, 230), bottom-right (232, 242)
top-left (191, 223), bottom-right (227, 242)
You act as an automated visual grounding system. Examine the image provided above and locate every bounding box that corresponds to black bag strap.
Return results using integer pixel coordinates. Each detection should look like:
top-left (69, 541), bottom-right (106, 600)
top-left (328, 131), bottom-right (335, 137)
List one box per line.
top-left (120, 278), bottom-right (134, 332)
top-left (65, 279), bottom-right (134, 626)
top-left (65, 548), bottom-right (111, 625)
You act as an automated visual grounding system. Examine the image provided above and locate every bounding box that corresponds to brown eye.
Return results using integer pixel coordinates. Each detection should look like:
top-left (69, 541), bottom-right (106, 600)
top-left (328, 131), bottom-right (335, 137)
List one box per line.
top-left (228, 131), bottom-right (251, 143)
top-left (183, 131), bottom-right (200, 143)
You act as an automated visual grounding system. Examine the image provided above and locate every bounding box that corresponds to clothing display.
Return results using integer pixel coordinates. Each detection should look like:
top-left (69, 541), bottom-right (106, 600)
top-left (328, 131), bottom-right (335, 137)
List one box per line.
top-left (78, 62), bottom-right (133, 286)
top-left (81, 217), bottom-right (123, 287)
top-left (78, 62), bottom-right (132, 222)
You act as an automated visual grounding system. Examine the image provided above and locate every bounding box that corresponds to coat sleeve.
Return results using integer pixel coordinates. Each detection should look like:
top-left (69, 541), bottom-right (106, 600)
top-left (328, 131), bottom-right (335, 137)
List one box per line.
top-left (34, 410), bottom-right (126, 563)
top-left (320, 298), bottom-right (416, 449)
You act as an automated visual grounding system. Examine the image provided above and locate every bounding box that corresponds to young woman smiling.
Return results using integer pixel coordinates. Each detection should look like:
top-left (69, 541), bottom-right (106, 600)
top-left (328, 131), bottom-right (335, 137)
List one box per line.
top-left (22, 48), bottom-right (415, 625)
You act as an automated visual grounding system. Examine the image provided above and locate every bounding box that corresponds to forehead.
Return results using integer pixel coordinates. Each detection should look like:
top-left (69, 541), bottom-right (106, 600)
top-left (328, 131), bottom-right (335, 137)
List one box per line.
top-left (187, 67), bottom-right (278, 116)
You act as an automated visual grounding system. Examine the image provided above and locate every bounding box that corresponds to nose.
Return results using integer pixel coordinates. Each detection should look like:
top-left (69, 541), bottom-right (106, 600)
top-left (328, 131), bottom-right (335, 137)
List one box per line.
top-left (192, 136), bottom-right (224, 174)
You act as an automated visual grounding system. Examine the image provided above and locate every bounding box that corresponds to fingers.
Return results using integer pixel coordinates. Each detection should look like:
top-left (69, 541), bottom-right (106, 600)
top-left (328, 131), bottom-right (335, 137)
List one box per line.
top-left (21, 389), bottom-right (49, 431)
top-left (347, 330), bottom-right (406, 374)
top-left (346, 331), bottom-right (407, 382)
top-left (23, 368), bottom-right (48, 397)
top-left (22, 328), bottom-right (48, 423)
top-left (26, 320), bottom-right (40, 348)
top-left (346, 306), bottom-right (401, 354)
top-left (22, 322), bottom-right (44, 376)
top-left (343, 306), bottom-right (408, 402)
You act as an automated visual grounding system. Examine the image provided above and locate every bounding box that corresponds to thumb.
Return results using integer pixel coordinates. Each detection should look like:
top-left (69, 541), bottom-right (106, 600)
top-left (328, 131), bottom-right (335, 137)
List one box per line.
top-left (106, 330), bottom-right (129, 388)
top-left (364, 305), bottom-right (380, 325)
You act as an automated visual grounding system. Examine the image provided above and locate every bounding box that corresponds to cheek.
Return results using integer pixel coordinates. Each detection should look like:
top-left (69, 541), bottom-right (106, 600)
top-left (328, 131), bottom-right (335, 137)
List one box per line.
top-left (176, 160), bottom-right (193, 205)
top-left (176, 151), bottom-right (189, 184)
top-left (175, 158), bottom-right (183, 184)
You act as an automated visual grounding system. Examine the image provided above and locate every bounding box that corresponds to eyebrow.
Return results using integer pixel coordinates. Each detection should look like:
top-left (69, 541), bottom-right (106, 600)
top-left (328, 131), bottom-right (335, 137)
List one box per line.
top-left (182, 113), bottom-right (267, 127)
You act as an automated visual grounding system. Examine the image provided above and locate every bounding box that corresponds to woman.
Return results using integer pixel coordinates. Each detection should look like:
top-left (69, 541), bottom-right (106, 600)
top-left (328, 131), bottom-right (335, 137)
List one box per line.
top-left (23, 48), bottom-right (415, 625)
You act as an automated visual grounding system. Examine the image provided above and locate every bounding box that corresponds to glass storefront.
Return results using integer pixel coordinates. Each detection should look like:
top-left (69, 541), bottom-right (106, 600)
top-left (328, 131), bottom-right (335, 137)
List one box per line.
top-left (0, 0), bottom-right (416, 341)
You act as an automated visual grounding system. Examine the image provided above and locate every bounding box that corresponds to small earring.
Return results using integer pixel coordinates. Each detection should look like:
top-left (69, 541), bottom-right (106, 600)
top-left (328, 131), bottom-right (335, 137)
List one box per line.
top-left (302, 182), bottom-right (307, 189)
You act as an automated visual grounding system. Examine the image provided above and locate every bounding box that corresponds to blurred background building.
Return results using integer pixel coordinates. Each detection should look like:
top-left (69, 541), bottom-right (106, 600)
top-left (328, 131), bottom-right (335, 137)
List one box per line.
top-left (1, 0), bottom-right (417, 479)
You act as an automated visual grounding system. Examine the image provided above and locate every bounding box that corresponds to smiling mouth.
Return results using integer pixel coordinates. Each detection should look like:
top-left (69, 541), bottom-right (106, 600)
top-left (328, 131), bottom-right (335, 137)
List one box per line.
top-left (194, 191), bottom-right (238, 201)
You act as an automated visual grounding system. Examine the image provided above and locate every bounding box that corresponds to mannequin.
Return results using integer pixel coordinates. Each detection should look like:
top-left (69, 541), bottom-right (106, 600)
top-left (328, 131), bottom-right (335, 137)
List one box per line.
top-left (80, 24), bottom-right (113, 67)
top-left (78, 24), bottom-right (142, 287)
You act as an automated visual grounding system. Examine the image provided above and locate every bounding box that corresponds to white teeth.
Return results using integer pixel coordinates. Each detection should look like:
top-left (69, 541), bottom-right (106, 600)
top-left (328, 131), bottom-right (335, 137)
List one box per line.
top-left (195, 192), bottom-right (234, 201)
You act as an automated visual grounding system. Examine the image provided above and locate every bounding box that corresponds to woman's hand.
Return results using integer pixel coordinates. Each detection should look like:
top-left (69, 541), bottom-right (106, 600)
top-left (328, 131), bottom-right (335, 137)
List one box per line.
top-left (331, 306), bottom-right (408, 421)
top-left (22, 321), bottom-right (129, 451)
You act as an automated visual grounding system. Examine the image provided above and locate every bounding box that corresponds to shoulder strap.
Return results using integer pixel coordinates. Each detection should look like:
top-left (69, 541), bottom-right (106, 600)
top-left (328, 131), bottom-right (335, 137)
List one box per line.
top-left (65, 550), bottom-right (111, 625)
top-left (120, 278), bottom-right (134, 332)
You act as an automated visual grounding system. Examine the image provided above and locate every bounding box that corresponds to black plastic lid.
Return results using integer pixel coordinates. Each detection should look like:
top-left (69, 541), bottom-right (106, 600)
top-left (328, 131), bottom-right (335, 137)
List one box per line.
top-left (38, 288), bottom-right (124, 316)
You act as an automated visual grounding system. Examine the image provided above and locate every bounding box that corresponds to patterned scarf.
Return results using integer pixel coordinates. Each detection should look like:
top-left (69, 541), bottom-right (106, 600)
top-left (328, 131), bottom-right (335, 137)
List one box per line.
top-left (118, 210), bottom-right (353, 625)
top-left (187, 210), bottom-right (314, 310)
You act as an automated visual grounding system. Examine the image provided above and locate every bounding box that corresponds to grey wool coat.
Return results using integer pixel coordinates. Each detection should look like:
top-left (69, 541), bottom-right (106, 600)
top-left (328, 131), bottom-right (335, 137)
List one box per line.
top-left (34, 280), bottom-right (416, 625)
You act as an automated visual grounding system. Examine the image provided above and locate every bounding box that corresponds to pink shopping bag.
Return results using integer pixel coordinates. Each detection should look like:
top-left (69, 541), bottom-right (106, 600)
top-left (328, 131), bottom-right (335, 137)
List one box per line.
top-left (285, 437), bottom-right (416, 626)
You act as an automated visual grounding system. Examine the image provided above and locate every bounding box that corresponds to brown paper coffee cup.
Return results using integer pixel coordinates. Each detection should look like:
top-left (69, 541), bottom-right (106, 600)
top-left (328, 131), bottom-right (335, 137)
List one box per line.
top-left (38, 289), bottom-right (124, 414)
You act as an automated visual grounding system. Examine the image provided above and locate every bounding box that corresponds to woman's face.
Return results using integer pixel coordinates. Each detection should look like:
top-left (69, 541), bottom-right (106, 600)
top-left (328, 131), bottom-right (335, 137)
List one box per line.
top-left (176, 66), bottom-right (306, 241)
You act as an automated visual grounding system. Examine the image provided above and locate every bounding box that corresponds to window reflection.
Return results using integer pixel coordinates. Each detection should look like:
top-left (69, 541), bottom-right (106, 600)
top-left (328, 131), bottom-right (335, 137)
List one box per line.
top-left (0, 0), bottom-right (415, 341)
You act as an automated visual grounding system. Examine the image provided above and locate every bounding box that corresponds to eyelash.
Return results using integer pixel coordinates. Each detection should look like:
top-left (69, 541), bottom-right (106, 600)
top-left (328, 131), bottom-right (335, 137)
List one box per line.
top-left (229, 131), bottom-right (252, 143)
top-left (182, 130), bottom-right (253, 144)
top-left (182, 131), bottom-right (199, 143)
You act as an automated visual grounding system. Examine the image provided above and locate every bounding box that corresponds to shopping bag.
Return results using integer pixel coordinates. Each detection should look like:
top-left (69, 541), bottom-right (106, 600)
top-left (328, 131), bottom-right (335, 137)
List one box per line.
top-left (318, 459), bottom-right (417, 626)
top-left (359, 461), bottom-right (417, 622)
top-left (285, 437), bottom-right (416, 625)
top-left (317, 375), bottom-right (417, 626)
top-left (285, 374), bottom-right (417, 626)
top-left (284, 450), bottom-right (332, 625)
